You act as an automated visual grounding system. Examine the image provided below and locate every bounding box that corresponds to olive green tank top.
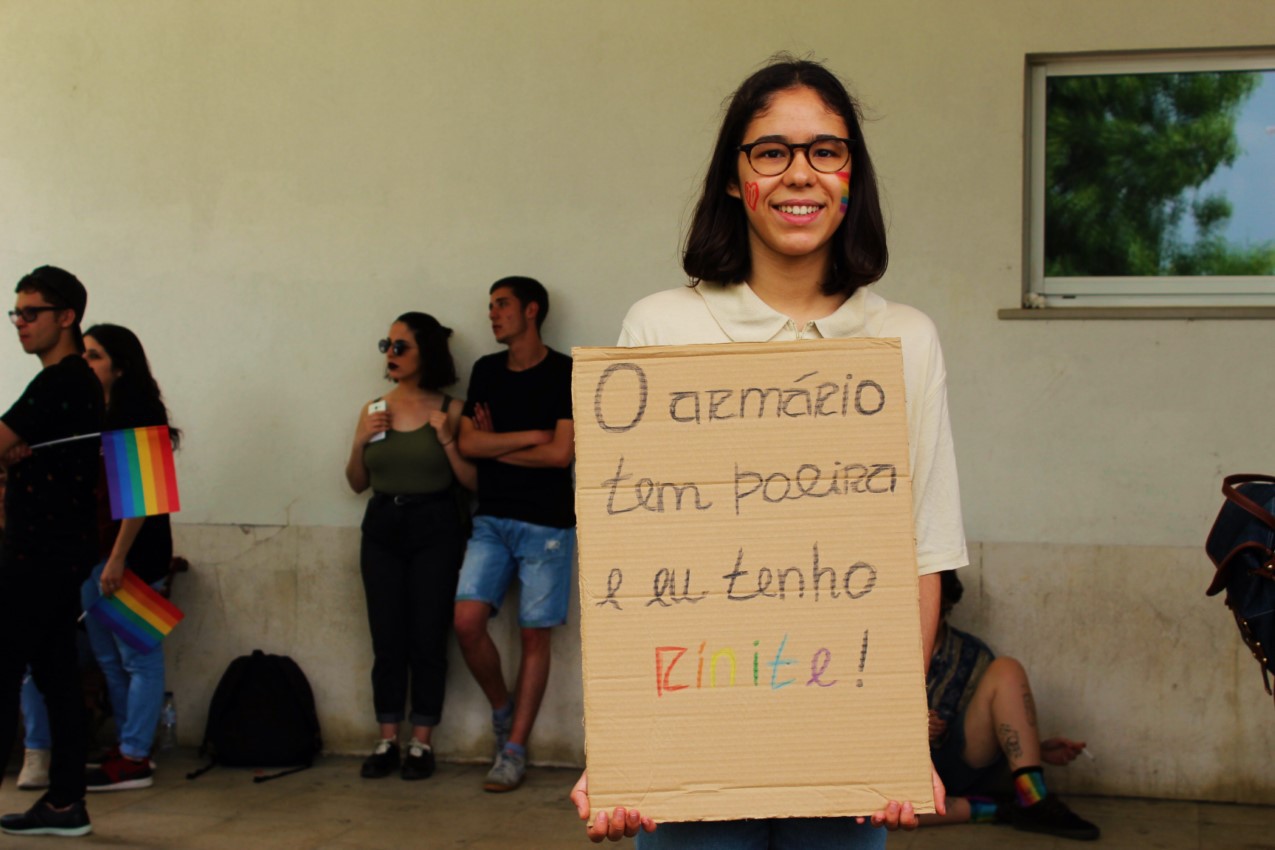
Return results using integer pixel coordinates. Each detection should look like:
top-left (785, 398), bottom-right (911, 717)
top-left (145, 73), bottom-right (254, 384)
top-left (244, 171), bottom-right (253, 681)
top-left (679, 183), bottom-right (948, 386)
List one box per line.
top-left (362, 395), bottom-right (454, 495)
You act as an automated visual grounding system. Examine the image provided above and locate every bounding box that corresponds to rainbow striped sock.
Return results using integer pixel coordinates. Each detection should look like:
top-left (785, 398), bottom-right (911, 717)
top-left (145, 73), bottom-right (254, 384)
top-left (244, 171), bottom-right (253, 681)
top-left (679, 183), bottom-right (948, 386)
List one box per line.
top-left (967, 796), bottom-right (998, 824)
top-left (1013, 766), bottom-right (1048, 808)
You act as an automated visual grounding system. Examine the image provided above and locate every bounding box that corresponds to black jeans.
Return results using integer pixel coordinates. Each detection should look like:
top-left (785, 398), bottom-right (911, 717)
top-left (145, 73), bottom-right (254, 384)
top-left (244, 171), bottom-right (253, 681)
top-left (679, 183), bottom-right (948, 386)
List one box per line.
top-left (0, 567), bottom-right (88, 806)
top-left (360, 492), bottom-right (465, 727)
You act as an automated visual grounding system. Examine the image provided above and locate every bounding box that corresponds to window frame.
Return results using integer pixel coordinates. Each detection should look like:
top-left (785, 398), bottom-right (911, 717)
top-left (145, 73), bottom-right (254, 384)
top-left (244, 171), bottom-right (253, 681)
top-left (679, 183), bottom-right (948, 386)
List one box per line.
top-left (1025, 48), bottom-right (1275, 310)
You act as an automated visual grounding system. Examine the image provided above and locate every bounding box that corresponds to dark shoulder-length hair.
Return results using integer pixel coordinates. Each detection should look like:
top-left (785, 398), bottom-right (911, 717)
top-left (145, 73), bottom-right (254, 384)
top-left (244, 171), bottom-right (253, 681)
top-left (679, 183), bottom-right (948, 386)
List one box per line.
top-left (683, 56), bottom-right (888, 296)
top-left (83, 323), bottom-right (182, 450)
top-left (396, 312), bottom-right (457, 390)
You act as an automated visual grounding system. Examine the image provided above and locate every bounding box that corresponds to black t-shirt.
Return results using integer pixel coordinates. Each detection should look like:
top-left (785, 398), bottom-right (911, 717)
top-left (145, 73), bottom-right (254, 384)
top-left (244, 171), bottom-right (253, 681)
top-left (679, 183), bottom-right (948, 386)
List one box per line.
top-left (1, 354), bottom-right (105, 576)
top-left (463, 348), bottom-right (574, 528)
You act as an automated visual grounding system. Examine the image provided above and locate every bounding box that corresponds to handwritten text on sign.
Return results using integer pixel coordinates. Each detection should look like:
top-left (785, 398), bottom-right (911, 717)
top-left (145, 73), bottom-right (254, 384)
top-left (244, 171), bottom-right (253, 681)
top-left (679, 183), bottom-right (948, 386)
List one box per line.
top-left (573, 340), bottom-right (933, 823)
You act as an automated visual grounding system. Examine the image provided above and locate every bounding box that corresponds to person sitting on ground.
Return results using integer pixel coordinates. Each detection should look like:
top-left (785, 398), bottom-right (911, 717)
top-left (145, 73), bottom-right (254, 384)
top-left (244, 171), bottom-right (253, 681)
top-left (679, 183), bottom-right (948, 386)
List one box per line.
top-left (920, 569), bottom-right (1100, 841)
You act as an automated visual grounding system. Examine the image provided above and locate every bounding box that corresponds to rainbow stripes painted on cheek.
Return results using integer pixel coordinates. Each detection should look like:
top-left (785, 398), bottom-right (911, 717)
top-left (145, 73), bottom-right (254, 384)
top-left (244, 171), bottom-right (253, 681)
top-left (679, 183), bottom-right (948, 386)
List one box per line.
top-left (837, 172), bottom-right (850, 215)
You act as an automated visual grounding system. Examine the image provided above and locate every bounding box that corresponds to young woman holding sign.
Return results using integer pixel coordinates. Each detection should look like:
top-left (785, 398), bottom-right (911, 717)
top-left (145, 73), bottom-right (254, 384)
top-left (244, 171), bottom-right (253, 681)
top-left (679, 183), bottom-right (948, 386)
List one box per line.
top-left (570, 57), bottom-right (968, 847)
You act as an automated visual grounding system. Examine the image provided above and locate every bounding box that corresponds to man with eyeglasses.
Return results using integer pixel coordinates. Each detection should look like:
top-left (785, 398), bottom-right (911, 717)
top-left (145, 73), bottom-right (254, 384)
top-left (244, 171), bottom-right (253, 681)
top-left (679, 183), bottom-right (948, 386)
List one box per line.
top-left (454, 276), bottom-right (575, 793)
top-left (0, 266), bottom-right (104, 837)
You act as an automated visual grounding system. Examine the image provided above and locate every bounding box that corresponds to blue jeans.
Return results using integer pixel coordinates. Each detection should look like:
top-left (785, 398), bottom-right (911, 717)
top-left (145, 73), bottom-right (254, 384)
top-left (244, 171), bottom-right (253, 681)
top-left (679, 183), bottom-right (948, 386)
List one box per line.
top-left (24, 560), bottom-right (168, 759)
top-left (635, 818), bottom-right (887, 850)
top-left (455, 516), bottom-right (575, 627)
top-left (80, 560), bottom-right (167, 758)
top-left (931, 705), bottom-right (1004, 796)
top-left (21, 668), bottom-right (52, 750)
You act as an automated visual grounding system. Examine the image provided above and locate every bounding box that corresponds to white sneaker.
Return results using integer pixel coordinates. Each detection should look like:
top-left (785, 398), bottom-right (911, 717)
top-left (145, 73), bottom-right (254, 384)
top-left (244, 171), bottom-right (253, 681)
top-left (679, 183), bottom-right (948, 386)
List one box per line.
top-left (16, 749), bottom-right (50, 790)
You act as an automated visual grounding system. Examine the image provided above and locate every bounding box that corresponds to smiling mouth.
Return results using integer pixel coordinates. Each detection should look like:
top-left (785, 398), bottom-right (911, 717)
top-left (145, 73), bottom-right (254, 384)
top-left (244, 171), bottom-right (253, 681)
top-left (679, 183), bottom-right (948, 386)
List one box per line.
top-left (776, 203), bottom-right (823, 215)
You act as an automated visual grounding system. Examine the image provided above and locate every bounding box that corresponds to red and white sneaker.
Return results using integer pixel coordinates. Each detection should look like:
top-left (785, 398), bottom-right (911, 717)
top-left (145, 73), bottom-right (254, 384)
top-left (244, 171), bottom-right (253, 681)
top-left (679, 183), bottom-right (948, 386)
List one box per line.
top-left (85, 755), bottom-right (154, 792)
top-left (87, 746), bottom-right (157, 770)
top-left (85, 745), bottom-right (120, 769)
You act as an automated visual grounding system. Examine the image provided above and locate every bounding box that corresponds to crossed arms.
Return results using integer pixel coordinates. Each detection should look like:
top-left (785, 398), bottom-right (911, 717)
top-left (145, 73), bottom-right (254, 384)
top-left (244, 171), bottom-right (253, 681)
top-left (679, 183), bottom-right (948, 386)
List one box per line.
top-left (457, 402), bottom-right (573, 468)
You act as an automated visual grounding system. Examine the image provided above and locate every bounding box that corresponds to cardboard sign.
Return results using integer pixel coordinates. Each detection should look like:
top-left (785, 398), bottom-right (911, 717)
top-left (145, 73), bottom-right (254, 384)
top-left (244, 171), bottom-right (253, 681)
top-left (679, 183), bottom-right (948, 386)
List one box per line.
top-left (573, 339), bottom-right (934, 823)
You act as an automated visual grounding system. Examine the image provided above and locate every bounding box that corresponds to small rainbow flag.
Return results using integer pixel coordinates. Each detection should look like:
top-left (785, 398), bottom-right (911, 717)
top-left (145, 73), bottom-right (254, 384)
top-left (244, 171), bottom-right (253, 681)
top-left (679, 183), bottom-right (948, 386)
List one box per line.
top-left (102, 426), bottom-right (180, 520)
top-left (86, 570), bottom-right (184, 654)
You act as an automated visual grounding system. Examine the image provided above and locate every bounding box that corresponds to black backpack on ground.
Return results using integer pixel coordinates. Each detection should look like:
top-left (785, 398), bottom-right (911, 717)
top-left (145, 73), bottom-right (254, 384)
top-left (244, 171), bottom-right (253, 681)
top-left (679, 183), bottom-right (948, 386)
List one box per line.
top-left (187, 649), bottom-right (323, 782)
top-left (1206, 474), bottom-right (1275, 703)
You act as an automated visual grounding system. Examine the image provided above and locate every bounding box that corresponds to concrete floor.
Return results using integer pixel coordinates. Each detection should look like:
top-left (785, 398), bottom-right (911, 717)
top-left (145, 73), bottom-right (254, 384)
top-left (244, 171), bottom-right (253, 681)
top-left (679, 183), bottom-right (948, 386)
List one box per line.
top-left (2, 751), bottom-right (1273, 849)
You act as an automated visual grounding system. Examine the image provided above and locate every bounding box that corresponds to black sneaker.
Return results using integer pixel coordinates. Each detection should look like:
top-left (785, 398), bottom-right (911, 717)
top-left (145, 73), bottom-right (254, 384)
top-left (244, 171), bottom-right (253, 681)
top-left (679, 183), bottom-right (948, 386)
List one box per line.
top-left (360, 739), bottom-right (400, 778)
top-left (0, 797), bottom-right (93, 837)
top-left (1010, 794), bottom-right (1100, 841)
top-left (400, 740), bottom-right (435, 781)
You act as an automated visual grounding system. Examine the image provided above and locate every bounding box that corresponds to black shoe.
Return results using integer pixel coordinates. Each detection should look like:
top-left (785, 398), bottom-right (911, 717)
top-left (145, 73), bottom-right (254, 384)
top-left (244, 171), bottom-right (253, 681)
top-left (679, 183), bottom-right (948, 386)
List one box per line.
top-left (360, 739), bottom-right (400, 778)
top-left (1011, 794), bottom-right (1100, 841)
top-left (400, 740), bottom-right (435, 781)
top-left (0, 797), bottom-right (93, 837)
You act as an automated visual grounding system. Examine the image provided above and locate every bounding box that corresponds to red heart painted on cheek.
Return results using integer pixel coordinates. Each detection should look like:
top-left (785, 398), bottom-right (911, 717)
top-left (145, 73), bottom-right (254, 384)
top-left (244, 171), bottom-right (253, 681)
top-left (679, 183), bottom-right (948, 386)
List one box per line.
top-left (744, 182), bottom-right (760, 211)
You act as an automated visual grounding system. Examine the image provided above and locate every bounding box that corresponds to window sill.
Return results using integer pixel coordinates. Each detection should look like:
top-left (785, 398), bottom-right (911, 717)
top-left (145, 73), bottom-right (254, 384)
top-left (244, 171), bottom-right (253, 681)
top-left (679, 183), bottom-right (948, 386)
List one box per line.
top-left (998, 307), bottom-right (1275, 320)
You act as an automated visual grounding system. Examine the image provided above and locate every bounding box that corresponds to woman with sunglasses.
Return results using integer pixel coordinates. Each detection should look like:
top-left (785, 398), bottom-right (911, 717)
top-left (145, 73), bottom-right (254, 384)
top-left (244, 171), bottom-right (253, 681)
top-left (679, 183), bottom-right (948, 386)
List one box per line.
top-left (571, 57), bottom-right (967, 847)
top-left (345, 312), bottom-right (476, 781)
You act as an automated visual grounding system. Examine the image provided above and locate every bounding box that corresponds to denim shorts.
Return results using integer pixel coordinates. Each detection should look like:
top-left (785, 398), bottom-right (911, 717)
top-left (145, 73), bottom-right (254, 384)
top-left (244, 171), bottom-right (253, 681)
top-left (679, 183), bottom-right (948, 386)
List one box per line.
top-left (455, 515), bottom-right (575, 628)
top-left (931, 707), bottom-right (1005, 796)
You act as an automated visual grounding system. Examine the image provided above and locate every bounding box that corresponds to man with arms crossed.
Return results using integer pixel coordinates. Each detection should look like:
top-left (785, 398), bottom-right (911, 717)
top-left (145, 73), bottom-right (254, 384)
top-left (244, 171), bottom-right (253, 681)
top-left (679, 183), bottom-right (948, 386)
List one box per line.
top-left (0, 267), bottom-right (104, 837)
top-left (455, 276), bottom-right (574, 793)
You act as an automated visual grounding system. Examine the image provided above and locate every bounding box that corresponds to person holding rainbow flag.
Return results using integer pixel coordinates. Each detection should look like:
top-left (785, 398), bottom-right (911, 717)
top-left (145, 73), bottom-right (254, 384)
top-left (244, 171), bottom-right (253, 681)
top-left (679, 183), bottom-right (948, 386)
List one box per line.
top-left (19, 323), bottom-right (183, 794)
top-left (0, 266), bottom-right (103, 837)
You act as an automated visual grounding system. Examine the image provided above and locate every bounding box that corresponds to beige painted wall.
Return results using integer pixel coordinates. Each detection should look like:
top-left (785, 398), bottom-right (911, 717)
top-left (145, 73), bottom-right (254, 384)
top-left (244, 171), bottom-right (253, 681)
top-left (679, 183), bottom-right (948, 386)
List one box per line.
top-left (3, 0), bottom-right (1272, 802)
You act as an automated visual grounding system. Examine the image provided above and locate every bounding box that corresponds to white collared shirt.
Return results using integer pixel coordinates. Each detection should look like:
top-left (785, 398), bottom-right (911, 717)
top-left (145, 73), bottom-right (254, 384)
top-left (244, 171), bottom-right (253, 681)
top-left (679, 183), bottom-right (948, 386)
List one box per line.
top-left (618, 282), bottom-right (968, 575)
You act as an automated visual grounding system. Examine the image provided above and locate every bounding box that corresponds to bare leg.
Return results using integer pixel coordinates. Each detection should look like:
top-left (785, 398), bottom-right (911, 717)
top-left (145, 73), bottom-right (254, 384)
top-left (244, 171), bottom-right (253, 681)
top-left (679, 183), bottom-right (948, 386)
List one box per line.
top-left (453, 600), bottom-right (510, 709)
top-left (410, 725), bottom-right (432, 746)
top-left (961, 657), bottom-right (1041, 771)
top-left (378, 722), bottom-right (398, 741)
top-left (508, 627), bottom-right (552, 749)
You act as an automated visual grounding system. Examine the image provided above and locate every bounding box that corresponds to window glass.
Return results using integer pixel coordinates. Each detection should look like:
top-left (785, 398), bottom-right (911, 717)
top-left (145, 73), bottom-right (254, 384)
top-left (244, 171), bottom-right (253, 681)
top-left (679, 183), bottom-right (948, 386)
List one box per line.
top-left (1027, 53), bottom-right (1275, 307)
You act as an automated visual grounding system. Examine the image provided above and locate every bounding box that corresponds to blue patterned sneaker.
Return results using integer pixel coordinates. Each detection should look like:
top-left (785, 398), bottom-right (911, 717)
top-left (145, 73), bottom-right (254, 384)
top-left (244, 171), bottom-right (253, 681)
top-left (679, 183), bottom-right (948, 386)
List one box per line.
top-left (0, 797), bottom-right (92, 837)
top-left (482, 748), bottom-right (526, 793)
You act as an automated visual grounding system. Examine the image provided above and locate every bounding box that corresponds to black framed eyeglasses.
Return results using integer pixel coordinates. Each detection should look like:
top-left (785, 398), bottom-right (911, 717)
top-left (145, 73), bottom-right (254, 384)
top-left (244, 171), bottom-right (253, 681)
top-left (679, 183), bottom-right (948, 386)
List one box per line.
top-left (738, 137), bottom-right (853, 177)
top-left (378, 338), bottom-right (411, 356)
top-left (8, 306), bottom-right (59, 325)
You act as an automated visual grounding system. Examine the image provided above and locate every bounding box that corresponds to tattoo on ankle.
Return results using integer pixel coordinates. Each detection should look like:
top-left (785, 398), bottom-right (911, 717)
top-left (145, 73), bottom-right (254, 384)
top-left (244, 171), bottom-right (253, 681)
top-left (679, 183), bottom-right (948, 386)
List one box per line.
top-left (998, 723), bottom-right (1023, 760)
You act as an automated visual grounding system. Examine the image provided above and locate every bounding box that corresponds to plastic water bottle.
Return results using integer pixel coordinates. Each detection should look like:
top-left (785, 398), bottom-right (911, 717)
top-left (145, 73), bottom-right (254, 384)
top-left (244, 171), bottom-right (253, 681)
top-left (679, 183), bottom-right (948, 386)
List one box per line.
top-left (157, 692), bottom-right (178, 750)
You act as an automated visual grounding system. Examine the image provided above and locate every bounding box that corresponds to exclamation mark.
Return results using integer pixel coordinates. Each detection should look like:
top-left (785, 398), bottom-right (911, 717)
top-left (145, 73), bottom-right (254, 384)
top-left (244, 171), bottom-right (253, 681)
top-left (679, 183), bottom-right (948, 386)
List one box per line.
top-left (857, 629), bottom-right (869, 687)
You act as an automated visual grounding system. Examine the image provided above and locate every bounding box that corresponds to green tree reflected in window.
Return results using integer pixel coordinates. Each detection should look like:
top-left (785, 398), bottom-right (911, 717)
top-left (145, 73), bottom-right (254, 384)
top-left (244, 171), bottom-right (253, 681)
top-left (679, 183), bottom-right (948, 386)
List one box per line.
top-left (1045, 71), bottom-right (1275, 278)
